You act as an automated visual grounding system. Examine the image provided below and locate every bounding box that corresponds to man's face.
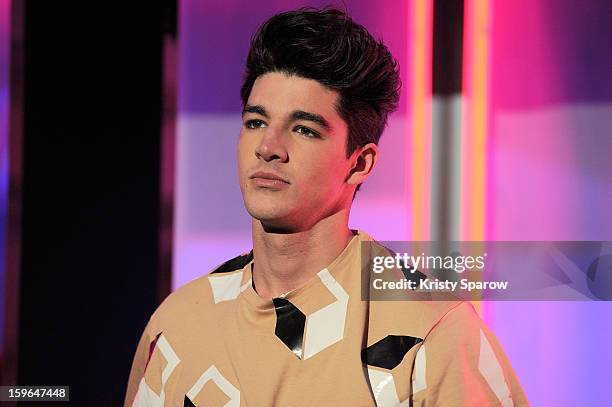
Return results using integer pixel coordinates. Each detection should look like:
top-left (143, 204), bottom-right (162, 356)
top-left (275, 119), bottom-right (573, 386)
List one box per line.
top-left (238, 72), bottom-right (354, 232)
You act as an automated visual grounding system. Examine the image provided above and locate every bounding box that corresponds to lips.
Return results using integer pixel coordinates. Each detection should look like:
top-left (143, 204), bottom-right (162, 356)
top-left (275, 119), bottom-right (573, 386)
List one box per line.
top-left (249, 171), bottom-right (290, 184)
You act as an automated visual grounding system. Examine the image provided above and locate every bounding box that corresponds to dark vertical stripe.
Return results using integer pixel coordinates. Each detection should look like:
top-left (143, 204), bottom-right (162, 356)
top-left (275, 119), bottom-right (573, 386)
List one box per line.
top-left (433, 0), bottom-right (464, 95)
top-left (15, 1), bottom-right (175, 404)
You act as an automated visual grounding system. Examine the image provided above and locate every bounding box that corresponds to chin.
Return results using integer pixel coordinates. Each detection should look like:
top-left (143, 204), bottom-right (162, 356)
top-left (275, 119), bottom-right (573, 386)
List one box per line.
top-left (244, 197), bottom-right (292, 221)
top-left (244, 197), bottom-right (305, 231)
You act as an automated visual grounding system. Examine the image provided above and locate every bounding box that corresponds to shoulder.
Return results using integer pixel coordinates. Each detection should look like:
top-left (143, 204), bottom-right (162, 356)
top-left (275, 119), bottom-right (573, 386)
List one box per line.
top-left (419, 300), bottom-right (491, 357)
top-left (146, 251), bottom-right (253, 333)
top-left (417, 299), bottom-right (471, 337)
top-left (426, 300), bottom-right (482, 336)
top-left (358, 230), bottom-right (467, 335)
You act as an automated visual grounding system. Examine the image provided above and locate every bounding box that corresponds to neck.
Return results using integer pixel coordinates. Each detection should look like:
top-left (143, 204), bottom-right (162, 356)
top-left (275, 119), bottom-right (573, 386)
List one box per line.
top-left (251, 209), bottom-right (354, 300)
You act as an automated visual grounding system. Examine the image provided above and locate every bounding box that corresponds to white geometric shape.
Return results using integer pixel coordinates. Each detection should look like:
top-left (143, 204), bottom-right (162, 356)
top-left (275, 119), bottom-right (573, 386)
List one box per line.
top-left (302, 268), bottom-right (349, 359)
top-left (186, 364), bottom-right (240, 407)
top-left (478, 329), bottom-right (513, 407)
top-left (208, 272), bottom-right (244, 304)
top-left (367, 367), bottom-right (410, 407)
top-left (411, 344), bottom-right (427, 394)
top-left (133, 378), bottom-right (162, 407)
top-left (132, 334), bottom-right (181, 407)
top-left (240, 278), bottom-right (251, 293)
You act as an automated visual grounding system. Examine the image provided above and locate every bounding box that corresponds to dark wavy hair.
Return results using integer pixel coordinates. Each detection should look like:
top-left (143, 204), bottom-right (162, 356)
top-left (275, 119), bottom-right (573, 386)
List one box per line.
top-left (240, 7), bottom-right (401, 158)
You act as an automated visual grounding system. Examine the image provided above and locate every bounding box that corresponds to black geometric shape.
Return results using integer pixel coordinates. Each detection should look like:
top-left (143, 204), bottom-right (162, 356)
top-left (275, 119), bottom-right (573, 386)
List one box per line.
top-left (211, 250), bottom-right (254, 274)
top-left (361, 335), bottom-right (423, 370)
top-left (273, 297), bottom-right (306, 359)
top-left (184, 395), bottom-right (196, 407)
top-left (386, 248), bottom-right (428, 288)
top-left (145, 332), bottom-right (163, 370)
top-left (399, 265), bottom-right (428, 287)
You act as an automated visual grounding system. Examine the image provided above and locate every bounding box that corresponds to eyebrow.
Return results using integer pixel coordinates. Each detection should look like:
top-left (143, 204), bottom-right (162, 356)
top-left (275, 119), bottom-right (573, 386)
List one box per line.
top-left (242, 104), bottom-right (268, 118)
top-left (242, 104), bottom-right (332, 131)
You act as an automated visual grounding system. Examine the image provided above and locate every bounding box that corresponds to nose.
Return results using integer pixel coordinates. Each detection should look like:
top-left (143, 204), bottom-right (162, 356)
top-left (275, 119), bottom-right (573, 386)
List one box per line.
top-left (255, 126), bottom-right (288, 162)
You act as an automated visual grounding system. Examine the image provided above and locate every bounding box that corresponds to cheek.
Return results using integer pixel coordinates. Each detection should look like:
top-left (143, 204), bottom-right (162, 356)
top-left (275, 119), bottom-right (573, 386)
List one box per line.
top-left (297, 149), bottom-right (348, 190)
top-left (237, 133), bottom-right (253, 172)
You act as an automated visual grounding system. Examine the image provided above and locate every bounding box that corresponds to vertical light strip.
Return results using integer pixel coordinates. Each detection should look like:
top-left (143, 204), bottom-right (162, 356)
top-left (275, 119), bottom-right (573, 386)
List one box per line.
top-left (1, 0), bottom-right (24, 386)
top-left (462, 0), bottom-right (490, 314)
top-left (159, 17), bottom-right (178, 302)
top-left (410, 0), bottom-right (433, 241)
top-left (461, 0), bottom-right (489, 241)
top-left (0, 0), bottom-right (11, 359)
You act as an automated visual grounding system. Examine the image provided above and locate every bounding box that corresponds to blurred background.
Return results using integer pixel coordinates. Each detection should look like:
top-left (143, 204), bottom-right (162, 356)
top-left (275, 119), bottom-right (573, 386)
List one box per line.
top-left (1, 0), bottom-right (611, 405)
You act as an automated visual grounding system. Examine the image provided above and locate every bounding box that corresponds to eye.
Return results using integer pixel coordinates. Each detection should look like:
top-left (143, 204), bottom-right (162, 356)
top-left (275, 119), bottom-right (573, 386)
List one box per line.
top-left (294, 125), bottom-right (320, 138)
top-left (244, 119), bottom-right (267, 129)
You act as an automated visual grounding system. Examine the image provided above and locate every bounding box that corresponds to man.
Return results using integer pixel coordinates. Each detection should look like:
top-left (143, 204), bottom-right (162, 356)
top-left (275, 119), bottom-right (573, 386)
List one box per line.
top-left (125, 7), bottom-right (529, 406)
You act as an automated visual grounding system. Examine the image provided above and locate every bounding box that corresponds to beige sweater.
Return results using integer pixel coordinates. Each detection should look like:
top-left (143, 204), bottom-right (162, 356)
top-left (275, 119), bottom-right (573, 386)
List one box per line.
top-left (125, 231), bottom-right (530, 406)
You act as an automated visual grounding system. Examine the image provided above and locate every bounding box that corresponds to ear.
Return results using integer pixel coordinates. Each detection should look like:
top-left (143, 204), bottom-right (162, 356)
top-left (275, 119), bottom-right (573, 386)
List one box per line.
top-left (346, 143), bottom-right (379, 186)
